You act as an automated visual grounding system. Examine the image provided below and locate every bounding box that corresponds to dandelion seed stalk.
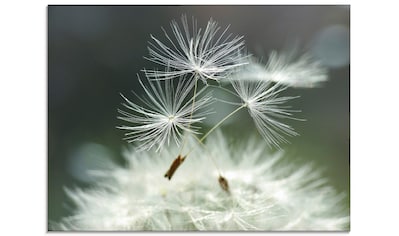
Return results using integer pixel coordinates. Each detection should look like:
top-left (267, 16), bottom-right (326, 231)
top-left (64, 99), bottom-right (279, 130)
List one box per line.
top-left (168, 78), bottom-right (231, 182)
top-left (199, 104), bottom-right (246, 143)
top-left (178, 77), bottom-right (199, 154)
top-left (184, 103), bottom-right (245, 158)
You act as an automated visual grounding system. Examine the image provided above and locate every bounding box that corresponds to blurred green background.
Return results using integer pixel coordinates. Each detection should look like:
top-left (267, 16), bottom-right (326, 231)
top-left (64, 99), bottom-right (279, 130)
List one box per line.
top-left (48, 5), bottom-right (349, 224)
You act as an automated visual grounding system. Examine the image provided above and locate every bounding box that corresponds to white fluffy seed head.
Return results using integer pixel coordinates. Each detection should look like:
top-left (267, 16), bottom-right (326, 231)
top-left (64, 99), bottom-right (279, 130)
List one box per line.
top-left (230, 80), bottom-right (302, 149)
top-left (231, 49), bottom-right (328, 88)
top-left (53, 130), bottom-right (349, 231)
top-left (144, 15), bottom-right (248, 84)
top-left (117, 74), bottom-right (213, 152)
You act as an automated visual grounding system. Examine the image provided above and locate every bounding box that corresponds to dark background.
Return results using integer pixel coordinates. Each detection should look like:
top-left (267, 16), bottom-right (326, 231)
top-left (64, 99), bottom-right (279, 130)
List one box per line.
top-left (48, 5), bottom-right (350, 223)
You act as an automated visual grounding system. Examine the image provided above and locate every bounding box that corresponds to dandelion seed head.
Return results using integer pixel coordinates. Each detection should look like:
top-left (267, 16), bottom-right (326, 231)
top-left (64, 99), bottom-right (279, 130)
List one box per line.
top-left (231, 49), bottom-right (328, 88)
top-left (54, 131), bottom-right (349, 231)
top-left (231, 80), bottom-right (301, 148)
top-left (117, 74), bottom-right (212, 152)
top-left (144, 15), bottom-right (248, 84)
top-left (167, 115), bottom-right (176, 122)
top-left (265, 50), bottom-right (328, 87)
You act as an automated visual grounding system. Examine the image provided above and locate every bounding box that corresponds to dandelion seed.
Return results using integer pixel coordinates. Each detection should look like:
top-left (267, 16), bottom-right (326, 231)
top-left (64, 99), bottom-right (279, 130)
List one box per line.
top-left (144, 15), bottom-right (248, 84)
top-left (164, 154), bottom-right (186, 180)
top-left (232, 49), bottom-right (328, 88)
top-left (117, 74), bottom-right (212, 152)
top-left (218, 175), bottom-right (230, 194)
top-left (230, 80), bottom-right (302, 148)
top-left (53, 130), bottom-right (349, 231)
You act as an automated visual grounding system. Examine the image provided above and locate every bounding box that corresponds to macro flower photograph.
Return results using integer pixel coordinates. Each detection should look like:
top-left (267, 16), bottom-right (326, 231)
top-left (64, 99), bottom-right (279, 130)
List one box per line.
top-left (48, 5), bottom-right (350, 231)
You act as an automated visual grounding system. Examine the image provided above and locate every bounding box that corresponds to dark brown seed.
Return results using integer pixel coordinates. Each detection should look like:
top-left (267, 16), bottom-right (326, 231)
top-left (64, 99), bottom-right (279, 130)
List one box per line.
top-left (164, 154), bottom-right (186, 180)
top-left (218, 175), bottom-right (230, 193)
